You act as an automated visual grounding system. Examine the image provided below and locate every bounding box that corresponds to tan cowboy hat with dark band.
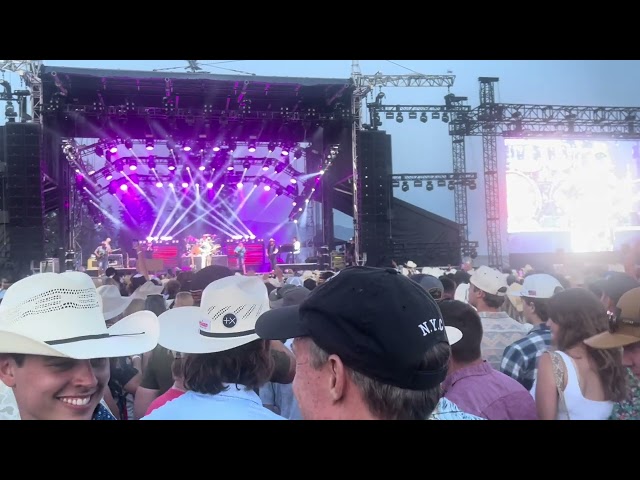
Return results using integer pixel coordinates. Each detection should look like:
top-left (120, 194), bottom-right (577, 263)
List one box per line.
top-left (0, 272), bottom-right (159, 359)
top-left (585, 286), bottom-right (640, 349)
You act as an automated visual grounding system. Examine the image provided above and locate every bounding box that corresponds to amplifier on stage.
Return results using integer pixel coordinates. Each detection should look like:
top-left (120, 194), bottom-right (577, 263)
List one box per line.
top-left (108, 254), bottom-right (124, 267)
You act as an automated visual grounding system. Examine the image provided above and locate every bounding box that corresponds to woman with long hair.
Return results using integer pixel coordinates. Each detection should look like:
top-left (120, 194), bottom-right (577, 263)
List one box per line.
top-left (533, 288), bottom-right (627, 419)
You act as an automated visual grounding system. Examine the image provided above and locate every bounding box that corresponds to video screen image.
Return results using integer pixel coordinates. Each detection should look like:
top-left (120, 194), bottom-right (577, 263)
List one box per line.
top-left (505, 138), bottom-right (640, 252)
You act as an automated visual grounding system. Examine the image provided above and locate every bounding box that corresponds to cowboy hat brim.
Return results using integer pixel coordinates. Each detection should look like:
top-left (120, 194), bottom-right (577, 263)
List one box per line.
top-left (103, 296), bottom-right (135, 321)
top-left (0, 310), bottom-right (159, 359)
top-left (157, 307), bottom-right (260, 354)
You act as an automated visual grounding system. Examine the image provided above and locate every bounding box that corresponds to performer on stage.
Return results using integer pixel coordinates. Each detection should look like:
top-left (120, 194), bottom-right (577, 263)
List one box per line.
top-left (287, 236), bottom-right (301, 263)
top-left (94, 237), bottom-right (113, 276)
top-left (266, 238), bottom-right (278, 272)
top-left (234, 241), bottom-right (247, 275)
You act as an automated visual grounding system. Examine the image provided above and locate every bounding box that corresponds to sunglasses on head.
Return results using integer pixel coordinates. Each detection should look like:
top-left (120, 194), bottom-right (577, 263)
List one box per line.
top-left (607, 307), bottom-right (640, 333)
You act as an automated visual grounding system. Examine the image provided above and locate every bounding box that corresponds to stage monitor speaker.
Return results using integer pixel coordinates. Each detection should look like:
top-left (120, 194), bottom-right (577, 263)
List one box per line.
top-left (211, 255), bottom-right (228, 267)
top-left (40, 258), bottom-right (60, 273)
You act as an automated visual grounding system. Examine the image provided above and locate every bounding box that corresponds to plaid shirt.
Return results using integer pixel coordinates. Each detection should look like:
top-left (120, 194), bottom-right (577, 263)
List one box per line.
top-left (500, 323), bottom-right (552, 391)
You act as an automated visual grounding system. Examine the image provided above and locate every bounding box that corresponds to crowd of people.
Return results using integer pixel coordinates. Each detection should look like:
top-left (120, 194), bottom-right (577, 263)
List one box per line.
top-left (0, 244), bottom-right (638, 420)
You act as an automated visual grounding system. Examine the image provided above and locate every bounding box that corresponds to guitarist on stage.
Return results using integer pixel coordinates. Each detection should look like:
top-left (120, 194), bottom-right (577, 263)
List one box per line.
top-left (94, 237), bottom-right (113, 276)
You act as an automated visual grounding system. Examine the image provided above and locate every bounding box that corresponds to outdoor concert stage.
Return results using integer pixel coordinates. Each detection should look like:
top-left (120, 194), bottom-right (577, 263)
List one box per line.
top-left (29, 65), bottom-right (354, 277)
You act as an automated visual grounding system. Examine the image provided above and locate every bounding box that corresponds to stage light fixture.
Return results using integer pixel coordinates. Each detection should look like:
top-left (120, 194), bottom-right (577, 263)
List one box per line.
top-left (95, 145), bottom-right (104, 157)
top-left (145, 139), bottom-right (155, 151)
top-left (237, 182), bottom-right (244, 189)
top-left (120, 184), bottom-right (128, 192)
top-left (414, 180), bottom-right (422, 188)
top-left (183, 142), bottom-right (192, 152)
top-left (469, 181), bottom-right (477, 190)
top-left (167, 159), bottom-right (176, 171)
top-left (243, 161), bottom-right (251, 170)
top-left (108, 182), bottom-right (118, 195)
top-left (248, 141), bottom-right (256, 152)
top-left (267, 142), bottom-right (276, 152)
top-left (293, 149), bottom-right (303, 160)
top-left (128, 158), bottom-right (137, 171)
top-left (263, 185), bottom-right (271, 192)
top-left (276, 187), bottom-right (284, 196)
top-left (167, 138), bottom-right (176, 151)
top-left (105, 170), bottom-right (113, 181)
top-left (420, 113), bottom-right (428, 123)
top-left (206, 182), bottom-right (214, 189)
top-left (281, 144), bottom-right (290, 156)
top-left (108, 142), bottom-right (118, 154)
top-left (426, 181), bottom-right (434, 191)
top-left (114, 159), bottom-right (124, 172)
top-left (401, 181), bottom-right (409, 192)
top-left (275, 162), bottom-right (286, 174)
top-left (181, 181), bottom-right (189, 188)
top-left (385, 112), bottom-right (394, 120)
top-left (228, 141), bottom-right (237, 152)
top-left (290, 178), bottom-right (297, 184)
top-left (448, 181), bottom-right (455, 190)
top-left (147, 156), bottom-right (156, 169)
top-left (441, 113), bottom-right (450, 123)
top-left (124, 139), bottom-right (134, 150)
top-left (437, 179), bottom-right (446, 187)
top-left (155, 181), bottom-right (163, 188)
top-left (396, 113), bottom-right (404, 123)
top-left (408, 112), bottom-right (418, 120)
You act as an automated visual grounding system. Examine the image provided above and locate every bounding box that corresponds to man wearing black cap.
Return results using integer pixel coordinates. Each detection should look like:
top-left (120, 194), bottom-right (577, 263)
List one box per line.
top-left (255, 266), bottom-right (463, 420)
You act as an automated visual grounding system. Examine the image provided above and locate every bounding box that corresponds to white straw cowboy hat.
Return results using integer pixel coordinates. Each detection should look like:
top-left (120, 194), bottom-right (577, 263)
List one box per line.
top-left (130, 280), bottom-right (164, 300)
top-left (406, 261), bottom-right (417, 269)
top-left (97, 285), bottom-right (135, 320)
top-left (0, 272), bottom-right (159, 359)
top-left (157, 274), bottom-right (270, 354)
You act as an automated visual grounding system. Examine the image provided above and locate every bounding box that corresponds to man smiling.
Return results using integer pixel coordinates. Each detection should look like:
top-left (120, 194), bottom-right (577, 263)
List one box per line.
top-left (0, 272), bottom-right (159, 420)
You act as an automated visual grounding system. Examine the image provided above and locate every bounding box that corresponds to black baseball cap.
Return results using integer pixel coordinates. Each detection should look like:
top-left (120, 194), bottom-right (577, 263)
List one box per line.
top-left (592, 272), bottom-right (639, 303)
top-left (255, 266), bottom-right (462, 390)
top-left (409, 274), bottom-right (444, 300)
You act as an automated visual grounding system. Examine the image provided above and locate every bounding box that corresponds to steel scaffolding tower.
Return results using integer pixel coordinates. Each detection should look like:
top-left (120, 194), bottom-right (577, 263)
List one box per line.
top-left (478, 77), bottom-right (502, 268)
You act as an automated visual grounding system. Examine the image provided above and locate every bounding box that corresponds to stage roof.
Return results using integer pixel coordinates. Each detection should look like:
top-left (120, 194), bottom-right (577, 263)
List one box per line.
top-left (40, 65), bottom-right (355, 141)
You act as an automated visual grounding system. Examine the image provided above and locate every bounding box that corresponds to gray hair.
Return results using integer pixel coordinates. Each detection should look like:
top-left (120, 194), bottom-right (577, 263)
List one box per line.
top-left (307, 339), bottom-right (449, 420)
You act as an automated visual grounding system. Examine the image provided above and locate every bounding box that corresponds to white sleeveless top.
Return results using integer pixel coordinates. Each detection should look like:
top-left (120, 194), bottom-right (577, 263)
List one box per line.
top-left (531, 350), bottom-right (613, 420)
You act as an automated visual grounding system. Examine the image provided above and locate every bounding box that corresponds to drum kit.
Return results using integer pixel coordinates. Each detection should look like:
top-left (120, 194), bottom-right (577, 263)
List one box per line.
top-left (184, 234), bottom-right (222, 270)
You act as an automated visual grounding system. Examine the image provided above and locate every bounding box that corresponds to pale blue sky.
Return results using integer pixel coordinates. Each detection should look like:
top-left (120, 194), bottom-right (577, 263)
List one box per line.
top-left (4, 60), bottom-right (640, 255)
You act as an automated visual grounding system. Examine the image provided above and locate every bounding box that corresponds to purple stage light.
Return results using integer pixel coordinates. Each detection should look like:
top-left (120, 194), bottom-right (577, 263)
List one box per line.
top-left (183, 146), bottom-right (192, 152)
top-left (106, 172), bottom-right (113, 181)
top-left (290, 178), bottom-right (297, 183)
top-left (181, 181), bottom-right (189, 188)
top-left (262, 165), bottom-right (269, 171)
top-left (206, 182), bottom-right (214, 189)
top-left (263, 185), bottom-right (271, 192)
top-left (168, 165), bottom-right (176, 171)
top-left (198, 165), bottom-right (206, 171)
top-left (129, 165), bottom-right (137, 171)
top-left (212, 146), bottom-right (221, 152)
top-left (227, 166), bottom-right (234, 171)
top-left (109, 146), bottom-right (118, 154)
top-left (237, 182), bottom-right (243, 189)
top-left (156, 181), bottom-right (163, 188)
top-left (120, 184), bottom-right (128, 192)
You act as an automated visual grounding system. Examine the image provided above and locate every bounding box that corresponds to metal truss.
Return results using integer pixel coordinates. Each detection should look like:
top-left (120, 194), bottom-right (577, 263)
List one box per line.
top-left (479, 78), bottom-right (502, 269)
top-left (446, 80), bottom-right (640, 269)
top-left (367, 103), bottom-right (471, 114)
top-left (354, 73), bottom-right (456, 97)
top-left (391, 173), bottom-right (477, 182)
top-left (0, 60), bottom-right (43, 123)
top-left (47, 104), bottom-right (354, 123)
top-left (349, 61), bottom-right (457, 265)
